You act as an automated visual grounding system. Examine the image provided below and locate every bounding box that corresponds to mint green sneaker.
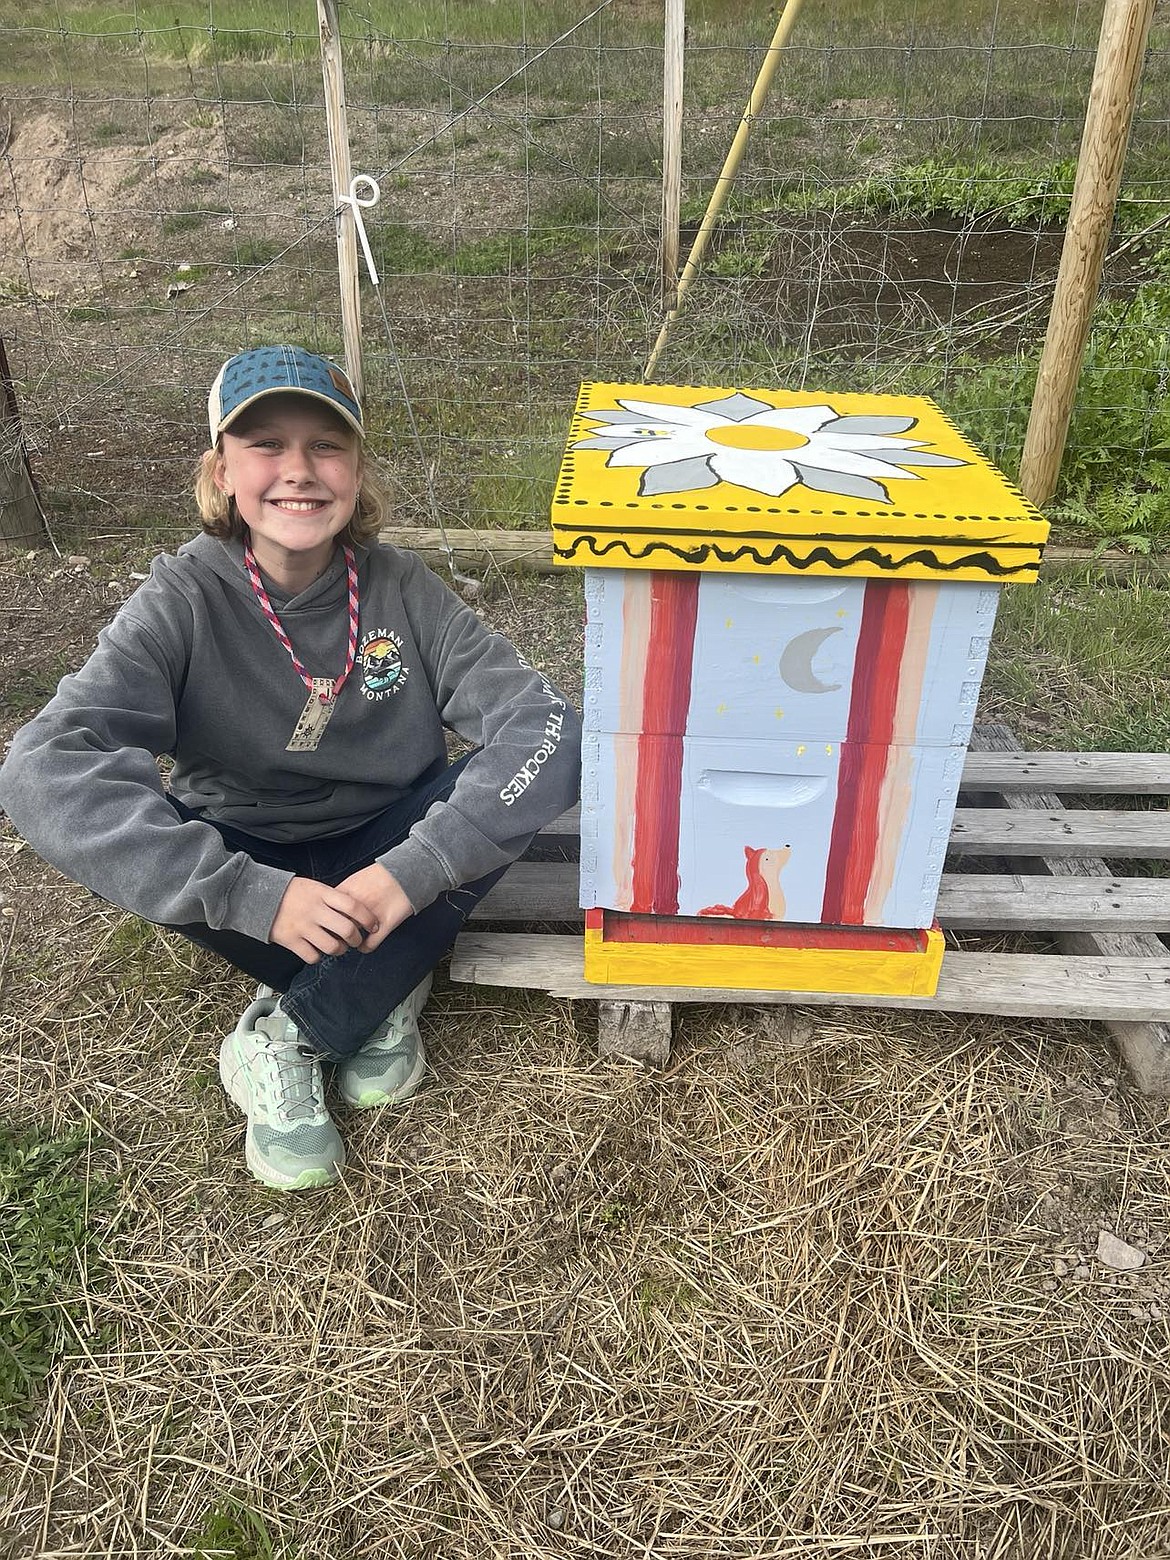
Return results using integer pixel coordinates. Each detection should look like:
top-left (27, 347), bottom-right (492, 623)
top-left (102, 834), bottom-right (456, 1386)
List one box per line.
top-left (219, 996), bottom-right (345, 1190)
top-left (336, 974), bottom-right (432, 1110)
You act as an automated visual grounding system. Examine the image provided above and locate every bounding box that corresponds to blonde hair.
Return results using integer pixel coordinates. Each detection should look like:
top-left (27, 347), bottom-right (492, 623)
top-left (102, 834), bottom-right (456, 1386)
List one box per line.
top-left (193, 444), bottom-right (391, 545)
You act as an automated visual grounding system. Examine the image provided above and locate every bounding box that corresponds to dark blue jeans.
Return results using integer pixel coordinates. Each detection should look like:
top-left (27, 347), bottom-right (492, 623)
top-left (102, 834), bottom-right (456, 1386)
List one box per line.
top-left (166, 755), bottom-right (508, 1061)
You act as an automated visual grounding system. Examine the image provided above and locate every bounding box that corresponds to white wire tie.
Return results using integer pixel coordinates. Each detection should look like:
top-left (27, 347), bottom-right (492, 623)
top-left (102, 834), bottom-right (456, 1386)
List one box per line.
top-left (341, 174), bottom-right (381, 286)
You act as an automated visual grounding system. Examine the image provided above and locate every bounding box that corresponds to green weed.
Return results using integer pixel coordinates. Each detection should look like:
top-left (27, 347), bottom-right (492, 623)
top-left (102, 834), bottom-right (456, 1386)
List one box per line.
top-left (0, 1126), bottom-right (115, 1429)
top-left (234, 107), bottom-right (316, 168)
top-left (167, 263), bottom-right (213, 284)
top-left (187, 1497), bottom-right (294, 1560)
top-left (637, 1273), bottom-right (700, 1318)
top-left (374, 223), bottom-right (447, 275)
top-left (1053, 467), bottom-right (1170, 553)
top-left (230, 236), bottom-right (286, 269)
top-left (707, 237), bottom-right (770, 279)
top-left (0, 656), bottom-right (70, 718)
top-left (161, 203), bottom-right (230, 235)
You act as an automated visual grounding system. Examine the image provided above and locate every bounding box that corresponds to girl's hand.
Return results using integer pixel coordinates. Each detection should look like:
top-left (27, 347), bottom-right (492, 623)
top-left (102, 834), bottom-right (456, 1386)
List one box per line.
top-left (334, 863), bottom-right (414, 951)
top-left (269, 875), bottom-right (380, 963)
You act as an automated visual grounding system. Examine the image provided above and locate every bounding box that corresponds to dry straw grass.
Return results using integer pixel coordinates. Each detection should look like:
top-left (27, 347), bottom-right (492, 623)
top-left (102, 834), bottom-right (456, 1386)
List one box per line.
top-left (2, 880), bottom-right (1170, 1558)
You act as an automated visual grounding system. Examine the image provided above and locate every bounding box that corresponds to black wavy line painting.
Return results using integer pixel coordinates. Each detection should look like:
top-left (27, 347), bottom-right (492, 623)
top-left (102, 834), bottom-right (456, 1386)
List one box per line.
top-left (553, 535), bottom-right (1040, 577)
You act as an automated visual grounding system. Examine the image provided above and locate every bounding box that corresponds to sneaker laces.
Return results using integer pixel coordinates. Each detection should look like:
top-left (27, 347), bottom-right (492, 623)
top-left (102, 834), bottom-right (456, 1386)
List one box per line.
top-left (258, 1016), bottom-right (325, 1122)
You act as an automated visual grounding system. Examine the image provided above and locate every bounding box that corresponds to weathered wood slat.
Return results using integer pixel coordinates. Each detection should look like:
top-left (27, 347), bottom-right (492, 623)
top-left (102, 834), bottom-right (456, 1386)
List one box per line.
top-left (960, 750), bottom-right (1170, 794)
top-left (450, 933), bottom-right (1170, 1022)
top-left (935, 873), bottom-right (1170, 931)
top-left (946, 807), bottom-right (1169, 857)
top-left (969, 723), bottom-right (1170, 1096)
top-left (535, 807), bottom-right (580, 838)
top-left (479, 862), bottom-right (579, 920)
top-left (478, 861), bottom-right (1170, 933)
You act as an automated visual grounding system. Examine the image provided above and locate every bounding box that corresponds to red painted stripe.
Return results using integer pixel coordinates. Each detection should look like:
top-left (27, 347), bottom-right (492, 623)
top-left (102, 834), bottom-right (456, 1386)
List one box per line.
top-left (629, 573), bottom-right (699, 914)
top-left (821, 582), bottom-right (911, 924)
top-left (640, 572), bottom-right (699, 734)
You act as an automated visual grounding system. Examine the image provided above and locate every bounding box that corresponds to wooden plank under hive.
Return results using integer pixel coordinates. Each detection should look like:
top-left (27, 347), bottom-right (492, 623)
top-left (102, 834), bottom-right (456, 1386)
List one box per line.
top-left (555, 381), bottom-right (1049, 995)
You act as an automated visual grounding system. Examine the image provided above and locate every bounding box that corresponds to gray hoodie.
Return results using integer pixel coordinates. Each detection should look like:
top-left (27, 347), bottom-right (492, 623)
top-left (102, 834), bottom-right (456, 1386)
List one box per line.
top-left (0, 534), bottom-right (581, 942)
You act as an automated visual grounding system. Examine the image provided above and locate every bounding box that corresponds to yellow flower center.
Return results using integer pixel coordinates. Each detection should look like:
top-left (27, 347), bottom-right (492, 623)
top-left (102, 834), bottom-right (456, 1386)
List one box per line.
top-left (706, 422), bottom-right (809, 453)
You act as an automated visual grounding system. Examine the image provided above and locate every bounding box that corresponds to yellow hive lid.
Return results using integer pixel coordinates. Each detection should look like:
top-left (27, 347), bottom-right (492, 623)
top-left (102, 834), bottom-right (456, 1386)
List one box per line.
top-left (552, 381), bottom-right (1047, 582)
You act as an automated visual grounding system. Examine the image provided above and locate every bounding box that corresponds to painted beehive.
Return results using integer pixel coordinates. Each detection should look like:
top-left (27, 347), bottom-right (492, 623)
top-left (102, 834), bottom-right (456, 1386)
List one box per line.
top-left (554, 382), bottom-right (1048, 994)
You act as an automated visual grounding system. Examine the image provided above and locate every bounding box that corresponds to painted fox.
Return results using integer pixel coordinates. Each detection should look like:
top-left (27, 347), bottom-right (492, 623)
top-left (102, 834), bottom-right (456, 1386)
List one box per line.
top-left (700, 845), bottom-right (790, 920)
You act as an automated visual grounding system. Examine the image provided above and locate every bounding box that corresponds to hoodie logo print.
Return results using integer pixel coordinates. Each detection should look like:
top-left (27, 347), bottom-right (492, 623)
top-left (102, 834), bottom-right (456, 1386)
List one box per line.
top-left (359, 628), bottom-right (411, 700)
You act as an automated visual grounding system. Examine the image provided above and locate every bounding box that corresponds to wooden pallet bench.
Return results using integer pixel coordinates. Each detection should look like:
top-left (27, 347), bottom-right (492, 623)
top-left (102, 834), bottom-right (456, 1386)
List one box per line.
top-left (449, 729), bottom-right (1170, 1095)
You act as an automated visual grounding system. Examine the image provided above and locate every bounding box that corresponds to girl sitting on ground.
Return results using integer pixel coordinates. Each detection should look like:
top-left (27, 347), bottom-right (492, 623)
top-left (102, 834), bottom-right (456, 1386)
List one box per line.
top-left (0, 345), bottom-right (581, 1191)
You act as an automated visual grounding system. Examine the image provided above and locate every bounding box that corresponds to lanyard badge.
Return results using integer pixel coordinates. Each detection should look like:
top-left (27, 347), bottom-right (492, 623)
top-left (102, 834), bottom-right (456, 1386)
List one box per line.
top-left (244, 543), bottom-right (360, 752)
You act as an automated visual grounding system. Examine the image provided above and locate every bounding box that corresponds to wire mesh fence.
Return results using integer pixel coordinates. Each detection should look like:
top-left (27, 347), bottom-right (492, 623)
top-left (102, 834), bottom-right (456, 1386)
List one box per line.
top-left (1, 1), bottom-right (1168, 547)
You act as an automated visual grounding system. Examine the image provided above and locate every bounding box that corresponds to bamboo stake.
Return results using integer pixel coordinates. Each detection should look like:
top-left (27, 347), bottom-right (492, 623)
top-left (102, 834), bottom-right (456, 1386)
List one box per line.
top-left (1018, 0), bottom-right (1154, 508)
top-left (660, 0), bottom-right (685, 307)
top-left (644, 0), bottom-right (806, 380)
top-left (317, 0), bottom-right (364, 396)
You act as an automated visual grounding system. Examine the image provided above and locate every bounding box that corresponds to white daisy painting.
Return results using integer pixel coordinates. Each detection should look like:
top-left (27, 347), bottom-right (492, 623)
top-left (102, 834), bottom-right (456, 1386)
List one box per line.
top-left (572, 391), bottom-right (967, 504)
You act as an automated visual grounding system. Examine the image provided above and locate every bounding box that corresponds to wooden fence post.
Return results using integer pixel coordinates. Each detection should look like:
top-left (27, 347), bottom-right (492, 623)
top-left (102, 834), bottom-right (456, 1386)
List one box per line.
top-left (0, 333), bottom-right (48, 548)
top-left (317, 0), bottom-right (364, 397)
top-left (1018, 0), bottom-right (1155, 508)
top-left (660, 0), bottom-right (685, 308)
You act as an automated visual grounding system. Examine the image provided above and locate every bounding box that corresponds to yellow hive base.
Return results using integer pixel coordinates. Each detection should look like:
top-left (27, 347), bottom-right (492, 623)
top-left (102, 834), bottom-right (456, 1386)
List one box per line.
top-left (583, 915), bottom-right (945, 998)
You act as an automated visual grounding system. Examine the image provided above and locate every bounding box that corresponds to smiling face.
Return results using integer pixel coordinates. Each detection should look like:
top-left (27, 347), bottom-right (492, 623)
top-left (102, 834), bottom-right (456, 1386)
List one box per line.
top-left (214, 393), bottom-right (362, 588)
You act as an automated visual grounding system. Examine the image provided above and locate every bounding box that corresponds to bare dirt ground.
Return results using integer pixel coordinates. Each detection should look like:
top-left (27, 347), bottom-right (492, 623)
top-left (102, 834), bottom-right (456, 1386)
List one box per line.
top-left (2, 543), bottom-right (1169, 1559)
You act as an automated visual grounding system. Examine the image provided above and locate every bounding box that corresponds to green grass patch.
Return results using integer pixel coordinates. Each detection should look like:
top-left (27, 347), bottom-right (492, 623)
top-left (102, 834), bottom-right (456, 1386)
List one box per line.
top-left (696, 157), bottom-right (1164, 231)
top-left (232, 107), bottom-right (317, 168)
top-left (0, 655), bottom-right (71, 719)
top-left (987, 576), bottom-right (1170, 752)
top-left (161, 203), bottom-right (231, 235)
top-left (374, 222), bottom-right (447, 275)
top-left (91, 119), bottom-right (129, 143)
top-left (187, 1497), bottom-right (295, 1560)
top-left (0, 1126), bottom-right (116, 1430)
top-left (230, 236), bottom-right (287, 269)
top-left (168, 263), bottom-right (214, 284)
top-left (470, 433), bottom-right (565, 529)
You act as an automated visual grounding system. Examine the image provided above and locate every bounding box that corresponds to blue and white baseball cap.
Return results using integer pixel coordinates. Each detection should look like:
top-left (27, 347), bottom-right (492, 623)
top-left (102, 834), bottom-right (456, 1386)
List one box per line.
top-left (207, 345), bottom-right (364, 441)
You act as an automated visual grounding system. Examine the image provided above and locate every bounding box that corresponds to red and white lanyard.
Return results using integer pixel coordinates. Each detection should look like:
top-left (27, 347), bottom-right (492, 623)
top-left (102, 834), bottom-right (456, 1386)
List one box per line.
top-left (244, 541), bottom-right (360, 751)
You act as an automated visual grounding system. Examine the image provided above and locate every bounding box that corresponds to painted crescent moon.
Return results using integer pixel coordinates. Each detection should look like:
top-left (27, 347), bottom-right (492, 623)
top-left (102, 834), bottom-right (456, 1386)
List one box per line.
top-left (779, 625), bottom-right (842, 695)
